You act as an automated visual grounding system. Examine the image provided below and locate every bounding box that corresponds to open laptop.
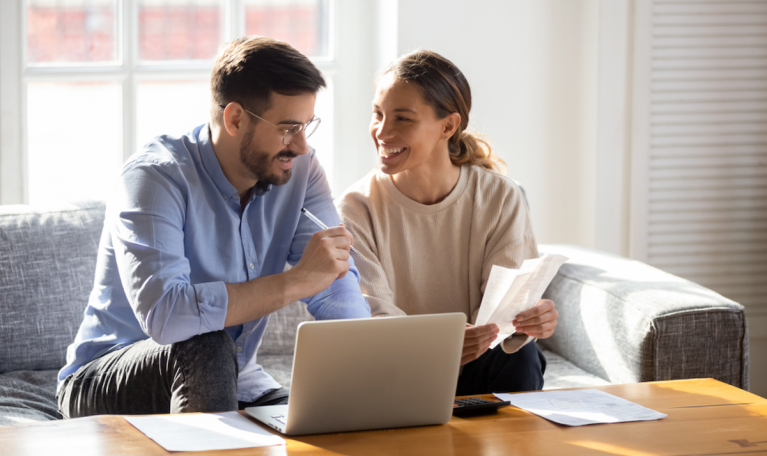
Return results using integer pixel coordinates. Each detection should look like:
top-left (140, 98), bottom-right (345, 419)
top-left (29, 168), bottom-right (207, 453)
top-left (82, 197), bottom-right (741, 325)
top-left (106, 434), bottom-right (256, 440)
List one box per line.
top-left (245, 313), bottom-right (466, 436)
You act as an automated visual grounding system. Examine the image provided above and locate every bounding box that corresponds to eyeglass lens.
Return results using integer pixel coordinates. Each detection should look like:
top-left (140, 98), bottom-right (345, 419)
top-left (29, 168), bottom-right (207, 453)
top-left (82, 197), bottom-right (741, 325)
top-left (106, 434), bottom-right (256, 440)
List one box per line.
top-left (283, 118), bottom-right (321, 145)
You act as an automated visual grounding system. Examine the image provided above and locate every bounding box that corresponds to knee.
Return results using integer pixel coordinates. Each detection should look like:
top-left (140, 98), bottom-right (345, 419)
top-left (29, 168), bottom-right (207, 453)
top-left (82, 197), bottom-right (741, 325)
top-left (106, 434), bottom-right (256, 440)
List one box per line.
top-left (519, 342), bottom-right (546, 375)
top-left (519, 342), bottom-right (546, 388)
top-left (500, 342), bottom-right (545, 391)
top-left (195, 329), bottom-right (237, 352)
top-left (517, 342), bottom-right (546, 371)
top-left (169, 331), bottom-right (238, 413)
top-left (172, 330), bottom-right (238, 373)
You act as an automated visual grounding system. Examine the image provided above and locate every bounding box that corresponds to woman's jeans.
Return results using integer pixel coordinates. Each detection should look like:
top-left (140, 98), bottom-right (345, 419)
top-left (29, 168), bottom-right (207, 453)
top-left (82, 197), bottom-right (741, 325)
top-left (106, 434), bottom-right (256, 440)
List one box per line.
top-left (456, 341), bottom-right (546, 396)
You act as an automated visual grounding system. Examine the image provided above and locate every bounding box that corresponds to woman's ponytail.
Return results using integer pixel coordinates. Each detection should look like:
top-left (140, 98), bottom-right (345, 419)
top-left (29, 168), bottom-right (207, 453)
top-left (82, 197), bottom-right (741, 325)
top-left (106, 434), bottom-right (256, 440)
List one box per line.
top-left (449, 129), bottom-right (506, 174)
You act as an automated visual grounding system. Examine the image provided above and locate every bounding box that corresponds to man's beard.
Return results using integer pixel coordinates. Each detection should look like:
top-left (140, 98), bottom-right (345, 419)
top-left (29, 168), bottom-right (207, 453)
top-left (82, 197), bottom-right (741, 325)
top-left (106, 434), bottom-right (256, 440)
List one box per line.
top-left (239, 124), bottom-right (297, 186)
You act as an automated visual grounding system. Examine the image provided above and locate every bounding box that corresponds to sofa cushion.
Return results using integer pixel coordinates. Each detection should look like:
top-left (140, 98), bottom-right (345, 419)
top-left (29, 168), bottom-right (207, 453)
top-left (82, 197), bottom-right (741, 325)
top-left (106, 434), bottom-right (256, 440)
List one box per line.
top-left (260, 355), bottom-right (295, 389)
top-left (0, 201), bottom-right (105, 373)
top-left (541, 350), bottom-right (610, 390)
top-left (0, 370), bottom-right (59, 426)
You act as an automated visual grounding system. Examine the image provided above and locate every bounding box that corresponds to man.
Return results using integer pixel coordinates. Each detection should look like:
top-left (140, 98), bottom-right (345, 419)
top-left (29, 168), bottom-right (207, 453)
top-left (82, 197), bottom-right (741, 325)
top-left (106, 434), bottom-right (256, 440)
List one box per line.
top-left (57, 36), bottom-right (370, 418)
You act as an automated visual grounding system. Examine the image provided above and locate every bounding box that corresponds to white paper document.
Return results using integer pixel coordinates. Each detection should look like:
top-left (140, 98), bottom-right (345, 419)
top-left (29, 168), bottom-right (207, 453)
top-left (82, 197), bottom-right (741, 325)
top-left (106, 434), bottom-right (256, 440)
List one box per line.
top-left (494, 389), bottom-right (667, 426)
top-left (125, 411), bottom-right (285, 452)
top-left (476, 253), bottom-right (568, 347)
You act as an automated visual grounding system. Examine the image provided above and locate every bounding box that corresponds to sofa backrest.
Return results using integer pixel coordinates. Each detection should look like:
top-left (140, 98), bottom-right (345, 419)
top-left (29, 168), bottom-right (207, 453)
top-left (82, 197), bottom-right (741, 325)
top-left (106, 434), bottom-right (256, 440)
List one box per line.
top-left (258, 298), bottom-right (314, 356)
top-left (0, 201), bottom-right (105, 373)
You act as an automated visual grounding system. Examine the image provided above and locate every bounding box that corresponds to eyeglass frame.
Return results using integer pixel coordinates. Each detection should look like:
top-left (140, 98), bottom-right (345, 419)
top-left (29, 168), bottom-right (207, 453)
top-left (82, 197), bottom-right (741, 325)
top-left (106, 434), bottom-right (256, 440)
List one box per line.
top-left (219, 103), bottom-right (321, 145)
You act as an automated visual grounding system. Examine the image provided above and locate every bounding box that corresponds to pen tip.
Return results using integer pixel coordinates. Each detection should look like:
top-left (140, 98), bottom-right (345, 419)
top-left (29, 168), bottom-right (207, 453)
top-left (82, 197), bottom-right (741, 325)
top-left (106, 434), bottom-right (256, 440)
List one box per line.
top-left (300, 208), bottom-right (307, 213)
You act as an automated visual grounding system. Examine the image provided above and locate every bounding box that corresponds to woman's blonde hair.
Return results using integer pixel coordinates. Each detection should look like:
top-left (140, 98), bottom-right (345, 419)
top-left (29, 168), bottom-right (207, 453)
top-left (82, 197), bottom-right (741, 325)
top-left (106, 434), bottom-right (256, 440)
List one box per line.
top-left (382, 50), bottom-right (507, 174)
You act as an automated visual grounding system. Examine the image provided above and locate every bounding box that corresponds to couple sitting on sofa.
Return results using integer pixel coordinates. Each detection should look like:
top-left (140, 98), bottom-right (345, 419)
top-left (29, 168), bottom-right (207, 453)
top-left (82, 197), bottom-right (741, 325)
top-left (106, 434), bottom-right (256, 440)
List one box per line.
top-left (57, 36), bottom-right (558, 419)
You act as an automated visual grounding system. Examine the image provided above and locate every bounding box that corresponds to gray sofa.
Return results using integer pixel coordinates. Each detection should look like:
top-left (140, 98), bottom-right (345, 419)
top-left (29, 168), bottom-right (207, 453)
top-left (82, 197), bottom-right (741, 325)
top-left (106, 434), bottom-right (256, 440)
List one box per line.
top-left (0, 201), bottom-right (749, 426)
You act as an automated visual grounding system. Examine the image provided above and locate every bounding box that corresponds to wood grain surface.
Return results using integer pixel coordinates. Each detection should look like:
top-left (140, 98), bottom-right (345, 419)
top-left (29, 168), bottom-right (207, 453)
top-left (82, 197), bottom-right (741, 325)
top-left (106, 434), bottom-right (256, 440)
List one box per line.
top-left (2, 379), bottom-right (766, 456)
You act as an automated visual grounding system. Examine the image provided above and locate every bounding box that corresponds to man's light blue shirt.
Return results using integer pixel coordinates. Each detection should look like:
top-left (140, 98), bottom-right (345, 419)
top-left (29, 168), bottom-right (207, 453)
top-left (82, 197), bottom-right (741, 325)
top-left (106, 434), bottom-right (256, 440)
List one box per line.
top-left (58, 124), bottom-right (370, 401)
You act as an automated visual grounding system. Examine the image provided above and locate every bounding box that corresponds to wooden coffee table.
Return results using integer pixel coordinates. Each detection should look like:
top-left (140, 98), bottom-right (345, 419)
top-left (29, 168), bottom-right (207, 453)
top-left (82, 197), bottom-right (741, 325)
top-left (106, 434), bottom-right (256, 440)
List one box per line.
top-left (2, 378), bottom-right (766, 455)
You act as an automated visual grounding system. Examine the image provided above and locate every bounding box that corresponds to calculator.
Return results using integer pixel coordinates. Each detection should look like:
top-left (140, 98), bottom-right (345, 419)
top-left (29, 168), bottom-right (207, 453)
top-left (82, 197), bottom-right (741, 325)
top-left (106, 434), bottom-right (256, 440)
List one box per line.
top-left (452, 397), bottom-right (511, 416)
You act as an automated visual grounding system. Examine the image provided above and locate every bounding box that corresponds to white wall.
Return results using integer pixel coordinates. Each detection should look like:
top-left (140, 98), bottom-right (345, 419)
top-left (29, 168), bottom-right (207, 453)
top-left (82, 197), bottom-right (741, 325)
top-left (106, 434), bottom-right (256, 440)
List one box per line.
top-left (394, 0), bottom-right (600, 247)
top-left (330, 0), bottom-right (380, 196)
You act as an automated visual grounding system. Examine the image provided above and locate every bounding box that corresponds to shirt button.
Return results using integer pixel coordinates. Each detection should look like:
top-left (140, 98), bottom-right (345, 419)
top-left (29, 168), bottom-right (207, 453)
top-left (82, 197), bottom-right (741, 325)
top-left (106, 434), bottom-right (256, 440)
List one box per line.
top-left (237, 347), bottom-right (242, 353)
top-left (249, 263), bottom-right (254, 269)
top-left (234, 195), bottom-right (239, 200)
top-left (222, 194), bottom-right (227, 199)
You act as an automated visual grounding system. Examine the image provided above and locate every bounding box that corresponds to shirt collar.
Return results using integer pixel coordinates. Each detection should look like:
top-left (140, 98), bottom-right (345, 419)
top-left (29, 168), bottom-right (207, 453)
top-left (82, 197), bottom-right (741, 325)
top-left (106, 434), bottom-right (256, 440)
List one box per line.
top-left (198, 124), bottom-right (273, 202)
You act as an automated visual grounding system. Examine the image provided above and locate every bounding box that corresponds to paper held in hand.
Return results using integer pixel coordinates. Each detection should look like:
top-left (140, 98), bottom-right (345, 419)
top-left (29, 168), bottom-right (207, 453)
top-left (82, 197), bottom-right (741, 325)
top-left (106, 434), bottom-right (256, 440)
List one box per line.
top-left (475, 253), bottom-right (569, 348)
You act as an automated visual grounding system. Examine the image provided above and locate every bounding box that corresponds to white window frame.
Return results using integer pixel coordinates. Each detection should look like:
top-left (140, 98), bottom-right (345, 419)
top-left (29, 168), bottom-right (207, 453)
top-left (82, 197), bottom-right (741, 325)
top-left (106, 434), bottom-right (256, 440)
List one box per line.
top-left (0, 0), bottom-right (373, 205)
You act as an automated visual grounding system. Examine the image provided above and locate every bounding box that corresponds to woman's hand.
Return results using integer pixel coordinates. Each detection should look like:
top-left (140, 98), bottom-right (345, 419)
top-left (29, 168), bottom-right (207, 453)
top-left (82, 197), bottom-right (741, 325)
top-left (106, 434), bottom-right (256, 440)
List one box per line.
top-left (513, 299), bottom-right (558, 339)
top-left (461, 323), bottom-right (499, 366)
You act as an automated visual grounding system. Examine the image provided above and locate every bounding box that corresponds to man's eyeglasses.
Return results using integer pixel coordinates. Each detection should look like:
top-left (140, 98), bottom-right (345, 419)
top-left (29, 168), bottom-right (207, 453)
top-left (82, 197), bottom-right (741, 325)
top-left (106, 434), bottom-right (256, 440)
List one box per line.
top-left (219, 103), bottom-right (321, 145)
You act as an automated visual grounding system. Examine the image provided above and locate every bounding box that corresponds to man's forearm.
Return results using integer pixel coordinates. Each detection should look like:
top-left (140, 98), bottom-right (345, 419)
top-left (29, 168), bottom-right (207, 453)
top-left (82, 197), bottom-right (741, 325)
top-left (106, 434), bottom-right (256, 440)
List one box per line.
top-left (224, 269), bottom-right (312, 326)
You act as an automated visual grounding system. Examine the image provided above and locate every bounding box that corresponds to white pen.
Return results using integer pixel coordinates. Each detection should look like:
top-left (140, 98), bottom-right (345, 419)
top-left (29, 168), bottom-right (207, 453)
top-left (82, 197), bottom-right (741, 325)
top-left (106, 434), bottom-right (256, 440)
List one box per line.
top-left (300, 207), bottom-right (358, 254)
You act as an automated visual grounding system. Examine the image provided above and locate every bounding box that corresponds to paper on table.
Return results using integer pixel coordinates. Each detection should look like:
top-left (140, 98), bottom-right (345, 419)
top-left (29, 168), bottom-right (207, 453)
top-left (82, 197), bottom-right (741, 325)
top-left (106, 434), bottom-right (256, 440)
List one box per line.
top-left (475, 253), bottom-right (568, 347)
top-left (125, 411), bottom-right (285, 452)
top-left (494, 389), bottom-right (667, 426)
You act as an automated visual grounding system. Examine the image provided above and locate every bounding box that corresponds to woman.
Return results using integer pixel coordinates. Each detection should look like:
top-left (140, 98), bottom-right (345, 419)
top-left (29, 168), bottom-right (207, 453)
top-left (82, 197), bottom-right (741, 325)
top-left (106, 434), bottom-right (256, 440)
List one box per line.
top-left (336, 51), bottom-right (558, 395)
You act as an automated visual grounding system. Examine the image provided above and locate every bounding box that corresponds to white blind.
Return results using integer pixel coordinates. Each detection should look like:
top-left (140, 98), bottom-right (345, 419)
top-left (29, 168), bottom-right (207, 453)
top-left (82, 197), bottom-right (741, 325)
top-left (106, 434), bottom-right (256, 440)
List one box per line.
top-left (647, 0), bottom-right (767, 309)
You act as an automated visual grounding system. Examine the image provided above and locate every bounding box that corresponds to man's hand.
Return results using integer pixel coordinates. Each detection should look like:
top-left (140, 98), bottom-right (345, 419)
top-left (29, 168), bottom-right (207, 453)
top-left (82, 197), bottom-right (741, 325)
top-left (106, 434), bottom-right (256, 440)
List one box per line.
top-left (513, 299), bottom-right (558, 339)
top-left (461, 323), bottom-right (499, 366)
top-left (224, 225), bottom-right (354, 327)
top-left (289, 225), bottom-right (354, 297)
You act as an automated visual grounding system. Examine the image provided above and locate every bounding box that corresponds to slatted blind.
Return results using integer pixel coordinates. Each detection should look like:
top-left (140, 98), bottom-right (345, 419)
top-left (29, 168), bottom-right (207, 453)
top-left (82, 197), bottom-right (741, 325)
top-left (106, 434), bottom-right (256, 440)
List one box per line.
top-left (647, 0), bottom-right (767, 310)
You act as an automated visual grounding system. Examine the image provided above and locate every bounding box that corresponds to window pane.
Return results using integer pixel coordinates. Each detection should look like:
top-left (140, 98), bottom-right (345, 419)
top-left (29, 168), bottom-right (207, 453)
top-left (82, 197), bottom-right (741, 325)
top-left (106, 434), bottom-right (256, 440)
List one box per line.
top-left (311, 81), bottom-right (334, 185)
top-left (138, 0), bottom-right (223, 62)
top-left (27, 82), bottom-right (122, 205)
top-left (26, 0), bottom-right (118, 65)
top-left (244, 0), bottom-right (330, 58)
top-left (136, 80), bottom-right (211, 147)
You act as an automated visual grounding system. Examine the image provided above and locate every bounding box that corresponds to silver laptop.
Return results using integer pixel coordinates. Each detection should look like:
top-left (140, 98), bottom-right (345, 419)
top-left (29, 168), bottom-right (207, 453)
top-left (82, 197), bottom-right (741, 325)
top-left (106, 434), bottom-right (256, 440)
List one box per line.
top-left (245, 313), bottom-right (466, 436)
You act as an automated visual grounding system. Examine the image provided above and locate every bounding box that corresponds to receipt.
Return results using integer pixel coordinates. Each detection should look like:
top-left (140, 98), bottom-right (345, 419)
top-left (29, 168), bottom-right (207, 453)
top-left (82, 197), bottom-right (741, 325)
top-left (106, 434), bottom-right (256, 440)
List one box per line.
top-left (476, 253), bottom-right (568, 347)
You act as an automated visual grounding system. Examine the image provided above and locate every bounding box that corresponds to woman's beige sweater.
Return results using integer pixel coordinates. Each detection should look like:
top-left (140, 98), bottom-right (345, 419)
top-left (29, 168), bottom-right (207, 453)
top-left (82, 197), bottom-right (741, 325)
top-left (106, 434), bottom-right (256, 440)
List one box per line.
top-left (337, 165), bottom-right (540, 353)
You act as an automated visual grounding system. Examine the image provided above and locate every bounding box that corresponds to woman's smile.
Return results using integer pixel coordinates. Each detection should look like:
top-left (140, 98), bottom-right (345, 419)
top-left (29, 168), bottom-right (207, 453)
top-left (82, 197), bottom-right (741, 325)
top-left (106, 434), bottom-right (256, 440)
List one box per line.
top-left (379, 145), bottom-right (407, 159)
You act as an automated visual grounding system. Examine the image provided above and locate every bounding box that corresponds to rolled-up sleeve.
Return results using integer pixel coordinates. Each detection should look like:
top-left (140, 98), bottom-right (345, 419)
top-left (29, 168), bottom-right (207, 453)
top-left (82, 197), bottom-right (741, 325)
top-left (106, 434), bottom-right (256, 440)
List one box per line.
top-left (112, 161), bottom-right (228, 345)
top-left (304, 255), bottom-right (371, 320)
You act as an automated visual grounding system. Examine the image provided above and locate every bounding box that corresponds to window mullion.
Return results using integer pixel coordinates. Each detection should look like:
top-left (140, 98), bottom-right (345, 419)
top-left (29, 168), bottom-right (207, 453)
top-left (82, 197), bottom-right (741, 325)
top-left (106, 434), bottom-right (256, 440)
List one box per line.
top-left (229, 0), bottom-right (244, 40)
top-left (0, 0), bottom-right (24, 204)
top-left (123, 0), bottom-right (136, 163)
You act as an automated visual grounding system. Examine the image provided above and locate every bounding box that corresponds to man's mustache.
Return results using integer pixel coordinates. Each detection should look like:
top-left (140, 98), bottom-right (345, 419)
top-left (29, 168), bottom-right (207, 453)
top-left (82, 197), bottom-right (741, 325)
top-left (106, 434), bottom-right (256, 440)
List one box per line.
top-left (276, 151), bottom-right (298, 159)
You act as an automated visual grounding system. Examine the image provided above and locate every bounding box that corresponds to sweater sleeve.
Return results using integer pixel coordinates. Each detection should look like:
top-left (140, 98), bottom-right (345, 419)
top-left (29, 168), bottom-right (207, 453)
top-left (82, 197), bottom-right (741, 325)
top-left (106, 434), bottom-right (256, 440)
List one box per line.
top-left (336, 192), bottom-right (407, 318)
top-left (480, 179), bottom-right (540, 354)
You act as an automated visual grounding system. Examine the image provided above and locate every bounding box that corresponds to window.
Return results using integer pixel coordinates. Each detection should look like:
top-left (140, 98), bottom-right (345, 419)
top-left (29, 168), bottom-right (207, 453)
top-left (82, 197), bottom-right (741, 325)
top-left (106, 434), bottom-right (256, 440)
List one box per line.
top-left (4, 0), bottom-right (336, 205)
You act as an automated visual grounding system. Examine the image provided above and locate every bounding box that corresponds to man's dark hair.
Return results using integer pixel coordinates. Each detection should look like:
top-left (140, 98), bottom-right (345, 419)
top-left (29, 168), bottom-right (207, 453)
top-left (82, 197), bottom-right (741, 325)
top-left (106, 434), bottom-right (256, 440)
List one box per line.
top-left (210, 36), bottom-right (326, 126)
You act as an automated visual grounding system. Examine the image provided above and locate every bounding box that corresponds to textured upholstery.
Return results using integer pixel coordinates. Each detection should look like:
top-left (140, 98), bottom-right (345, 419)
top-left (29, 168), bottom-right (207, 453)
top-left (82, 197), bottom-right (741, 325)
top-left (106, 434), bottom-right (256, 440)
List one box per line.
top-left (541, 350), bottom-right (610, 390)
top-left (258, 298), bottom-right (314, 357)
top-left (0, 371), bottom-right (60, 426)
top-left (538, 244), bottom-right (749, 389)
top-left (0, 201), bottom-right (104, 373)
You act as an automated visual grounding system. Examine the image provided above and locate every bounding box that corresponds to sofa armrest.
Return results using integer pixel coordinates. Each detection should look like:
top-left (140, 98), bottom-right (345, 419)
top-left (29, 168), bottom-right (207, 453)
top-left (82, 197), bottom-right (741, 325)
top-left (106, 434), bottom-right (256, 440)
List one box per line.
top-left (538, 244), bottom-right (750, 390)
